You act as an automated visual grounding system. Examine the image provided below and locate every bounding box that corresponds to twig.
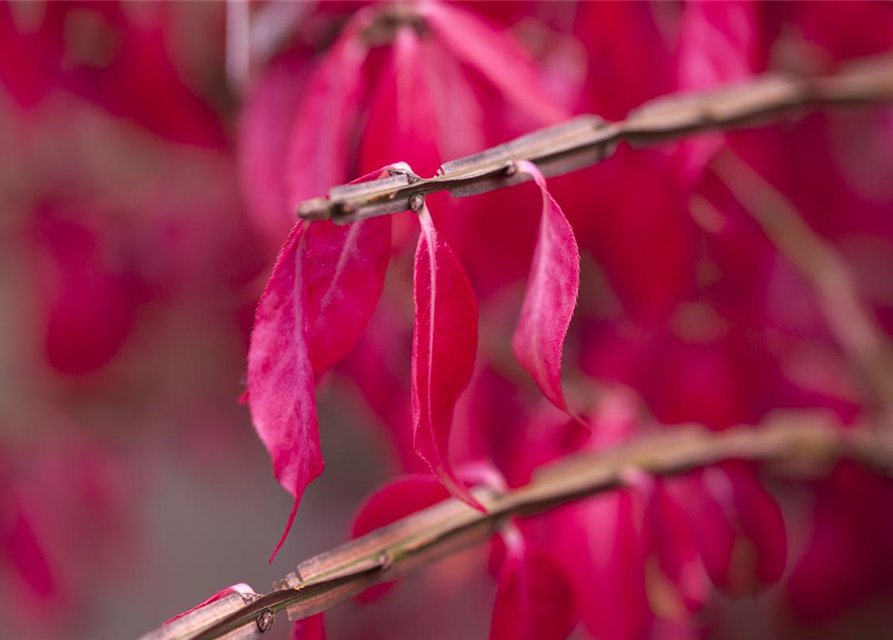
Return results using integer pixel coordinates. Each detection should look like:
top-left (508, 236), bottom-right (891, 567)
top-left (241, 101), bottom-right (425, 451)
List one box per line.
top-left (139, 415), bottom-right (893, 640)
top-left (296, 53), bottom-right (893, 225)
top-left (712, 151), bottom-right (893, 421)
top-left (141, 51), bottom-right (893, 640)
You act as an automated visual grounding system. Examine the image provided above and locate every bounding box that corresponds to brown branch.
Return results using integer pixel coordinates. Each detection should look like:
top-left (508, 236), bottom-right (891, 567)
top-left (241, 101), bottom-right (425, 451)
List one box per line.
top-left (139, 51), bottom-right (893, 640)
top-left (296, 52), bottom-right (893, 225)
top-left (711, 151), bottom-right (893, 421)
top-left (139, 415), bottom-right (893, 640)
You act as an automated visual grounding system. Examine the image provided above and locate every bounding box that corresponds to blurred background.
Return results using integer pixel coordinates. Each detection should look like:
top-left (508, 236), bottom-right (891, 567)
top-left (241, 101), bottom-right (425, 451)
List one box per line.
top-left (2, 2), bottom-right (893, 639)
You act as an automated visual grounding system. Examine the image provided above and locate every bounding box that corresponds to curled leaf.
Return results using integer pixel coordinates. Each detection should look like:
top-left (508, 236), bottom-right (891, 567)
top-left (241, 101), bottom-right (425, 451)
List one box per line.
top-left (412, 204), bottom-right (482, 509)
top-left (512, 161), bottom-right (580, 415)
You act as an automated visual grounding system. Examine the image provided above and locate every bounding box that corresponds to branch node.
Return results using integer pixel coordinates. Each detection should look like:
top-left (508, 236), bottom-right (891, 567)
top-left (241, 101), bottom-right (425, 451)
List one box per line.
top-left (256, 609), bottom-right (274, 633)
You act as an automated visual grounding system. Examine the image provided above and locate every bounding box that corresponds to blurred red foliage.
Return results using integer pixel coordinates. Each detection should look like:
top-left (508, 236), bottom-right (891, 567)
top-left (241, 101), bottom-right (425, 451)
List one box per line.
top-left (3, 2), bottom-right (893, 639)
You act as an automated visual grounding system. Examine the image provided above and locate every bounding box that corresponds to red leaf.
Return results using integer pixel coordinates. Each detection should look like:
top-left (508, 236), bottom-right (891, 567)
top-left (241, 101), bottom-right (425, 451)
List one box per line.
top-left (646, 480), bottom-right (709, 615)
top-left (351, 475), bottom-right (450, 539)
top-left (512, 161), bottom-right (580, 415)
top-left (419, 2), bottom-right (568, 126)
top-left (684, 465), bottom-right (787, 594)
top-left (304, 217), bottom-right (391, 374)
top-left (349, 474), bottom-right (450, 602)
top-left (726, 464), bottom-right (787, 586)
top-left (676, 0), bottom-right (763, 179)
top-left (548, 491), bottom-right (651, 640)
top-left (238, 48), bottom-right (311, 243)
top-left (411, 204), bottom-right (481, 509)
top-left (284, 11), bottom-right (373, 208)
top-left (291, 614), bottom-right (326, 640)
top-left (247, 223), bottom-right (322, 562)
top-left (490, 529), bottom-right (577, 640)
top-left (164, 584), bottom-right (256, 625)
top-left (0, 498), bottom-right (59, 604)
top-left (246, 165), bottom-right (394, 560)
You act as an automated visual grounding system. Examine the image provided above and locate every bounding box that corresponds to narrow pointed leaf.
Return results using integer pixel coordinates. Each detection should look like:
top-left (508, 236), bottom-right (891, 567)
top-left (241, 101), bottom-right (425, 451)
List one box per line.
top-left (349, 474), bottom-right (450, 602)
top-left (490, 529), bottom-right (577, 640)
top-left (351, 475), bottom-right (450, 540)
top-left (163, 584), bottom-right (256, 625)
top-left (412, 204), bottom-right (482, 509)
top-left (418, 2), bottom-right (567, 126)
top-left (512, 161), bottom-right (580, 415)
top-left (291, 614), bottom-right (326, 640)
top-left (284, 11), bottom-right (373, 208)
top-left (305, 217), bottom-right (391, 374)
top-left (247, 223), bottom-right (322, 562)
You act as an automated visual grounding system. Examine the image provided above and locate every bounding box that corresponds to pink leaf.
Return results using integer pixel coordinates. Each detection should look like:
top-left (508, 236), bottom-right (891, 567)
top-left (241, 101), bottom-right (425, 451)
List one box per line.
top-left (350, 474), bottom-right (450, 602)
top-left (351, 475), bottom-right (450, 540)
top-left (726, 464), bottom-right (787, 586)
top-left (676, 0), bottom-right (763, 180)
top-left (685, 465), bottom-right (787, 594)
top-left (164, 584), bottom-right (256, 625)
top-left (246, 166), bottom-right (394, 560)
top-left (512, 161), bottom-right (580, 415)
top-left (247, 223), bottom-right (322, 562)
top-left (284, 11), bottom-right (373, 208)
top-left (412, 204), bottom-right (482, 509)
top-left (490, 528), bottom-right (577, 640)
top-left (238, 48), bottom-right (310, 243)
top-left (303, 165), bottom-right (397, 374)
top-left (304, 217), bottom-right (391, 374)
top-left (0, 499), bottom-right (59, 604)
top-left (418, 2), bottom-right (568, 126)
top-left (646, 480), bottom-right (710, 615)
top-left (548, 491), bottom-right (651, 640)
top-left (291, 614), bottom-right (326, 640)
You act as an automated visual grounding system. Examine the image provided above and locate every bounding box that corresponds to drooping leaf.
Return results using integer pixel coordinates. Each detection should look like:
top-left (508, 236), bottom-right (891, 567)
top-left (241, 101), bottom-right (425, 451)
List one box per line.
top-left (645, 480), bottom-right (709, 616)
top-left (349, 474), bottom-right (450, 602)
top-left (549, 490), bottom-right (652, 640)
top-left (291, 614), bottom-right (326, 640)
top-left (418, 2), bottom-right (568, 126)
top-left (351, 475), bottom-right (450, 540)
top-left (284, 10), bottom-right (373, 209)
top-left (304, 217), bottom-right (391, 375)
top-left (411, 204), bottom-right (481, 509)
top-left (490, 528), bottom-right (577, 640)
top-left (512, 161), bottom-right (580, 415)
top-left (726, 463), bottom-right (787, 586)
top-left (247, 223), bottom-right (322, 562)
top-left (238, 47), bottom-right (311, 243)
top-left (246, 162), bottom-right (397, 560)
top-left (685, 464), bottom-right (787, 594)
top-left (676, 0), bottom-right (763, 180)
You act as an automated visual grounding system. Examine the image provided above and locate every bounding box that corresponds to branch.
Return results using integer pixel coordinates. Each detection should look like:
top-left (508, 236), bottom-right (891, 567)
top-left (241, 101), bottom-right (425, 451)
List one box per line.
top-left (140, 415), bottom-right (893, 640)
top-left (710, 151), bottom-right (893, 421)
top-left (297, 53), bottom-right (893, 225)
